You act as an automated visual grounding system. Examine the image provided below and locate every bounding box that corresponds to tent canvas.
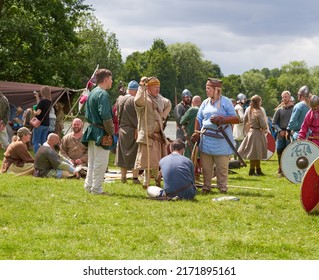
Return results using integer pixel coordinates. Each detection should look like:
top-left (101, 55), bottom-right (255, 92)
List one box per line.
top-left (0, 81), bottom-right (77, 119)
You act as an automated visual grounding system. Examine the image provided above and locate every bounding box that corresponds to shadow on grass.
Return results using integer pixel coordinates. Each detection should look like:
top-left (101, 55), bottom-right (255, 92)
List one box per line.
top-left (0, 193), bottom-right (14, 198)
top-left (230, 175), bottom-right (268, 182)
top-left (109, 191), bottom-right (200, 203)
top-left (227, 191), bottom-right (274, 198)
top-left (196, 188), bottom-right (274, 198)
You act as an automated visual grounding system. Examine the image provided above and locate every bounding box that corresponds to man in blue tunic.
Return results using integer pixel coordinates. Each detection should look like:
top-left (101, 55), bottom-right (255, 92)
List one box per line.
top-left (147, 139), bottom-right (197, 200)
top-left (286, 85), bottom-right (310, 141)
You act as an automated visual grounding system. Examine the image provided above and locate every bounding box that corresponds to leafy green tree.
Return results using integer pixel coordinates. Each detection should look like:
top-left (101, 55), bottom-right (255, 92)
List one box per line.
top-left (309, 66), bottom-right (319, 95)
top-left (277, 61), bottom-right (311, 99)
top-left (76, 13), bottom-right (123, 101)
top-left (145, 39), bottom-right (177, 104)
top-left (221, 74), bottom-right (245, 100)
top-left (122, 51), bottom-right (148, 83)
top-left (241, 70), bottom-right (277, 115)
top-left (0, 0), bottom-right (90, 87)
top-left (167, 42), bottom-right (209, 99)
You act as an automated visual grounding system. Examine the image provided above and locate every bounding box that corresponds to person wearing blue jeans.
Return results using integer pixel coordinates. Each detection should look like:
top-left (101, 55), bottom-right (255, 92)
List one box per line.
top-left (32, 125), bottom-right (49, 153)
top-left (32, 86), bottom-right (52, 153)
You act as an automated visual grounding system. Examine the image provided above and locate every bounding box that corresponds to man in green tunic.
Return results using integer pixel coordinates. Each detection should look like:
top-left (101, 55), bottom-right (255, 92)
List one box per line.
top-left (180, 95), bottom-right (202, 158)
top-left (82, 69), bottom-right (115, 195)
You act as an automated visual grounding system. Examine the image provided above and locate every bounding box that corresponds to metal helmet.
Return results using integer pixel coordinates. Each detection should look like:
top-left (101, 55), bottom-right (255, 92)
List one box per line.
top-left (182, 89), bottom-right (192, 97)
top-left (310, 95), bottom-right (319, 109)
top-left (237, 93), bottom-right (247, 103)
top-left (298, 85), bottom-right (309, 98)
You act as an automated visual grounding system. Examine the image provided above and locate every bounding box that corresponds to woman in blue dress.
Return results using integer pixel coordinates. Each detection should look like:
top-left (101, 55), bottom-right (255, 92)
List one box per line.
top-left (192, 78), bottom-right (239, 194)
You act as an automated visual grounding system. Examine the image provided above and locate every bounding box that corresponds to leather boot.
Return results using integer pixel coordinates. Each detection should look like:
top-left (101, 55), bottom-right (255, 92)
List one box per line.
top-left (249, 169), bottom-right (255, 176)
top-left (256, 168), bottom-right (265, 176)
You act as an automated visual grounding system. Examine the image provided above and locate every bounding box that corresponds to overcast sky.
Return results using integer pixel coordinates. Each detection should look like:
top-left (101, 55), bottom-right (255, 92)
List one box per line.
top-left (84, 0), bottom-right (319, 76)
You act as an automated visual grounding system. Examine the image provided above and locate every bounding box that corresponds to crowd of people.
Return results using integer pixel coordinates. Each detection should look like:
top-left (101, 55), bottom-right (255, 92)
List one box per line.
top-left (0, 86), bottom-right (84, 180)
top-left (0, 68), bottom-right (317, 200)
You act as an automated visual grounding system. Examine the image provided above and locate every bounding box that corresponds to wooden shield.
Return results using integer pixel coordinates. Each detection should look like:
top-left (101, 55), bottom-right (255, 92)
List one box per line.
top-left (301, 156), bottom-right (319, 214)
top-left (264, 132), bottom-right (276, 160)
top-left (281, 140), bottom-right (319, 184)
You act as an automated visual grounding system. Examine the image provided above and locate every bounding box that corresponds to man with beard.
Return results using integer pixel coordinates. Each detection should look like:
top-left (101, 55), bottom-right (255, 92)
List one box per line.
top-left (174, 89), bottom-right (192, 141)
top-left (134, 77), bottom-right (171, 188)
top-left (34, 133), bottom-right (79, 178)
top-left (60, 118), bottom-right (88, 166)
top-left (272, 90), bottom-right (294, 176)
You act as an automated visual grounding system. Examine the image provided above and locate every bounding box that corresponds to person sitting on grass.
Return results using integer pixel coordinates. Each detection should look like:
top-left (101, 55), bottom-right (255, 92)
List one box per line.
top-left (1, 127), bottom-right (35, 175)
top-left (147, 139), bottom-right (197, 200)
top-left (60, 118), bottom-right (88, 167)
top-left (34, 133), bottom-right (79, 178)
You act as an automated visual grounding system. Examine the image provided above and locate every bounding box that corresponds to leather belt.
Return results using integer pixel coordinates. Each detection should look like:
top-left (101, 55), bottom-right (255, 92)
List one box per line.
top-left (202, 127), bottom-right (226, 139)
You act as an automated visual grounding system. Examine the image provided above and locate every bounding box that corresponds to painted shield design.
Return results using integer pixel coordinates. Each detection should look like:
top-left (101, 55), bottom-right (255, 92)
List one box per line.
top-left (264, 132), bottom-right (276, 160)
top-left (301, 156), bottom-right (319, 214)
top-left (281, 140), bottom-right (319, 184)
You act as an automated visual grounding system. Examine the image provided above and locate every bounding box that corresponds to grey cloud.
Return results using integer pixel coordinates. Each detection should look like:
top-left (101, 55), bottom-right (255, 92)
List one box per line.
top-left (85, 0), bottom-right (319, 74)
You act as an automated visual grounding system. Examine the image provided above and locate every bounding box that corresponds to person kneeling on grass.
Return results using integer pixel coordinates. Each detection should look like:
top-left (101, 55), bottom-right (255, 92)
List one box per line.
top-left (1, 127), bottom-right (35, 176)
top-left (147, 139), bottom-right (197, 200)
top-left (34, 133), bottom-right (79, 178)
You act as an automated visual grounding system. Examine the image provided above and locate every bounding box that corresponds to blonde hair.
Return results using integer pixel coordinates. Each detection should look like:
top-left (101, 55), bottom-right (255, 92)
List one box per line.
top-left (40, 86), bottom-right (51, 100)
top-left (250, 95), bottom-right (261, 110)
top-left (281, 90), bottom-right (291, 97)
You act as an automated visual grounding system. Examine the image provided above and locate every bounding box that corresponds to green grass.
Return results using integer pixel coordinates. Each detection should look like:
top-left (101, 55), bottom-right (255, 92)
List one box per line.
top-left (1, 151), bottom-right (319, 260)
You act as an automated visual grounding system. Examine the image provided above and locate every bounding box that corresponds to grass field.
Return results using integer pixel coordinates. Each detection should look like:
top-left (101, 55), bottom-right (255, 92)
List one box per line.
top-left (1, 151), bottom-right (319, 260)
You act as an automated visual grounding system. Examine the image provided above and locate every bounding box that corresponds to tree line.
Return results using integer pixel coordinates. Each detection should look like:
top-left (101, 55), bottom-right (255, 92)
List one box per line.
top-left (1, 0), bottom-right (319, 116)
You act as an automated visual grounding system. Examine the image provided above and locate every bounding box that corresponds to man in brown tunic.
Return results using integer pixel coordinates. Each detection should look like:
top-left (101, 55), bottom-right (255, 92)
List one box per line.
top-left (60, 118), bottom-right (88, 166)
top-left (115, 80), bottom-right (140, 184)
top-left (134, 77), bottom-right (171, 188)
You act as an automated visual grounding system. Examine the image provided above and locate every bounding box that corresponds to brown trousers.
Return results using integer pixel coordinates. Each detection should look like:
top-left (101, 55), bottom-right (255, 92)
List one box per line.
top-left (200, 152), bottom-right (229, 192)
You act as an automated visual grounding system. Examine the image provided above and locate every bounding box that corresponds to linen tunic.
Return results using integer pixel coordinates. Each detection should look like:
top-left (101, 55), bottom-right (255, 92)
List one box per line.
top-left (60, 133), bottom-right (88, 165)
top-left (115, 94), bottom-right (138, 169)
top-left (287, 101), bottom-right (310, 140)
top-left (238, 107), bottom-right (268, 160)
top-left (173, 102), bottom-right (190, 140)
top-left (81, 86), bottom-right (115, 150)
top-left (1, 140), bottom-right (34, 172)
top-left (197, 96), bottom-right (236, 156)
top-left (180, 106), bottom-right (199, 158)
top-left (233, 103), bottom-right (245, 141)
top-left (134, 86), bottom-right (171, 169)
top-left (160, 153), bottom-right (196, 200)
